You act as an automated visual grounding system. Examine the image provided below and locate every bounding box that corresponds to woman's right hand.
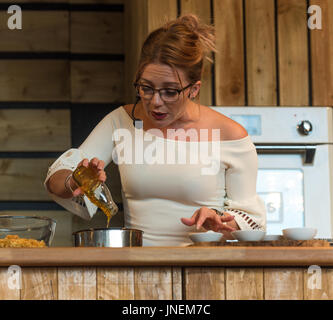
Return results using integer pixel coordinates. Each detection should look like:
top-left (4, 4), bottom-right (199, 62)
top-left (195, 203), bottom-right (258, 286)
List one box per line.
top-left (71, 157), bottom-right (106, 197)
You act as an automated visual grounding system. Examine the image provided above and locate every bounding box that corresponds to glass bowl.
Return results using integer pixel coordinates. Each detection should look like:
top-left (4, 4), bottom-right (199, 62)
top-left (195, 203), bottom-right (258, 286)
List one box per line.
top-left (0, 216), bottom-right (56, 246)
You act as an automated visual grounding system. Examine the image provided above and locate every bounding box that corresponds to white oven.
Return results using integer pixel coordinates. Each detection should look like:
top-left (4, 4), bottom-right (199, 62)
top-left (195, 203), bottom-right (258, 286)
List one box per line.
top-left (211, 107), bottom-right (333, 238)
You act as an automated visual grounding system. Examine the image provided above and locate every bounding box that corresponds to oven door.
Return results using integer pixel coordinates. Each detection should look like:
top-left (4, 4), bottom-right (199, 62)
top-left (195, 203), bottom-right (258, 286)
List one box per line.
top-left (256, 144), bottom-right (333, 238)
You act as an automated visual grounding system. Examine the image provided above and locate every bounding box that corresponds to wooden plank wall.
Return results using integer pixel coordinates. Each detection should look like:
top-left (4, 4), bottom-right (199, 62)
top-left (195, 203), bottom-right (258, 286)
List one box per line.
top-left (0, 266), bottom-right (333, 300)
top-left (215, 0), bottom-right (332, 106)
top-left (310, 0), bottom-right (333, 106)
top-left (125, 0), bottom-right (332, 107)
top-left (0, 0), bottom-right (125, 246)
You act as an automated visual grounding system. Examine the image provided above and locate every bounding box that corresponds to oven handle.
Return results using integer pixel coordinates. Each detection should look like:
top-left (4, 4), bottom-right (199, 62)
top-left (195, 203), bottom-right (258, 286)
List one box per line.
top-left (255, 145), bottom-right (316, 164)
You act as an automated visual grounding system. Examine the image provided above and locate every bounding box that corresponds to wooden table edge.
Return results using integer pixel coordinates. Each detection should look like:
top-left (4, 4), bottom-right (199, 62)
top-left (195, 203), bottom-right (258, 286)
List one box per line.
top-left (0, 246), bottom-right (333, 267)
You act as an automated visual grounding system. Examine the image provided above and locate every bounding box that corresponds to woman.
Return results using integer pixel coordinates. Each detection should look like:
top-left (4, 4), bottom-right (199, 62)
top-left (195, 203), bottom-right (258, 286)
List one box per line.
top-left (45, 14), bottom-right (266, 246)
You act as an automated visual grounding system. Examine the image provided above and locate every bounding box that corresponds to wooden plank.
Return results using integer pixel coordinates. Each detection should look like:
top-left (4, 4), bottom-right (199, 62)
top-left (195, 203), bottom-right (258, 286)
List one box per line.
top-left (181, 0), bottom-right (212, 106)
top-left (264, 268), bottom-right (304, 299)
top-left (97, 267), bottom-right (134, 299)
top-left (310, 0), bottom-right (333, 106)
top-left (304, 267), bottom-right (333, 300)
top-left (190, 239), bottom-right (330, 247)
top-left (0, 267), bottom-right (20, 300)
top-left (225, 268), bottom-right (263, 299)
top-left (97, 267), bottom-right (181, 300)
top-left (0, 109), bottom-right (70, 152)
top-left (184, 267), bottom-right (225, 299)
top-left (180, 0), bottom-right (211, 19)
top-left (200, 57), bottom-right (213, 106)
top-left (245, 0), bottom-right (277, 105)
top-left (134, 267), bottom-right (173, 299)
top-left (71, 61), bottom-right (124, 102)
top-left (1, 211), bottom-right (74, 247)
top-left (2, 247), bottom-right (333, 268)
top-left (0, 0), bottom-right (125, 2)
top-left (70, 0), bottom-right (123, 3)
top-left (277, 0), bottom-right (309, 106)
top-left (0, 11), bottom-right (68, 52)
top-left (71, 12), bottom-right (123, 54)
top-left (214, 0), bottom-right (245, 105)
top-left (0, 158), bottom-right (55, 201)
top-left (0, 60), bottom-right (69, 102)
top-left (172, 267), bottom-right (182, 300)
top-left (147, 0), bottom-right (178, 32)
top-left (21, 267), bottom-right (57, 300)
top-left (124, 0), bottom-right (148, 101)
top-left (58, 267), bottom-right (96, 299)
top-left (0, 0), bottom-right (67, 2)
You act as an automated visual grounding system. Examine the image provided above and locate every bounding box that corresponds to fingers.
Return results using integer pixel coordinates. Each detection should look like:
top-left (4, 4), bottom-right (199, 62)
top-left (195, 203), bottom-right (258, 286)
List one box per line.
top-left (72, 187), bottom-right (83, 197)
top-left (91, 158), bottom-right (106, 182)
top-left (90, 157), bottom-right (105, 170)
top-left (78, 158), bottom-right (105, 170)
top-left (218, 223), bottom-right (236, 232)
top-left (181, 208), bottom-right (237, 232)
top-left (218, 214), bottom-right (236, 232)
top-left (97, 160), bottom-right (105, 170)
top-left (76, 158), bottom-right (106, 182)
top-left (77, 158), bottom-right (89, 167)
top-left (180, 217), bottom-right (193, 226)
top-left (196, 208), bottom-right (221, 230)
top-left (180, 211), bottom-right (199, 227)
top-left (196, 210), bottom-right (210, 230)
top-left (181, 208), bottom-right (215, 230)
top-left (98, 170), bottom-right (107, 182)
top-left (221, 215), bottom-right (235, 222)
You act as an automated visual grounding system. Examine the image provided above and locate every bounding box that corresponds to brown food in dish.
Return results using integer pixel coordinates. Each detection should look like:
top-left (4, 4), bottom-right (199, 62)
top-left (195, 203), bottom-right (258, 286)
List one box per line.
top-left (0, 235), bottom-right (46, 248)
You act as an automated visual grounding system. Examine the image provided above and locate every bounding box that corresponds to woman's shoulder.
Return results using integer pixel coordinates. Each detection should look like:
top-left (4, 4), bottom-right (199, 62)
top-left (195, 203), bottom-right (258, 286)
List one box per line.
top-left (202, 106), bottom-right (248, 141)
top-left (122, 104), bottom-right (134, 116)
top-left (93, 105), bottom-right (133, 130)
top-left (106, 104), bottom-right (133, 122)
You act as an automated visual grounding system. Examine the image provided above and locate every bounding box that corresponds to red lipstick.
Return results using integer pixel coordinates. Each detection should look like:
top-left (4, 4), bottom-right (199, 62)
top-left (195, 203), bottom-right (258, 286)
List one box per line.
top-left (151, 111), bottom-right (167, 120)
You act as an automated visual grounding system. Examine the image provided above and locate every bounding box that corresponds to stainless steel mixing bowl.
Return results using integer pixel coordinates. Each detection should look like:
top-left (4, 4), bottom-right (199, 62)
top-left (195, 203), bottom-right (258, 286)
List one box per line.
top-left (73, 227), bottom-right (143, 247)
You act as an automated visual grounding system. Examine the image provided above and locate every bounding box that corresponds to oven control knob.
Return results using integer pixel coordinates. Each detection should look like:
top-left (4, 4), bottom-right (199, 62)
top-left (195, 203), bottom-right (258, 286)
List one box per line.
top-left (297, 120), bottom-right (313, 135)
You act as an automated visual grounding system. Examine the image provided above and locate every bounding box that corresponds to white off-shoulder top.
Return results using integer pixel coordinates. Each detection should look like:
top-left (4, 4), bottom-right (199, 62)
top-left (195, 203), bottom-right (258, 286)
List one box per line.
top-left (44, 106), bottom-right (266, 246)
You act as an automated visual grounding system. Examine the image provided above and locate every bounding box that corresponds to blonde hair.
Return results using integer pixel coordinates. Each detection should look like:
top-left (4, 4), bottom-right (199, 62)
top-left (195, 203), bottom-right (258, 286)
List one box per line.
top-left (135, 14), bottom-right (216, 87)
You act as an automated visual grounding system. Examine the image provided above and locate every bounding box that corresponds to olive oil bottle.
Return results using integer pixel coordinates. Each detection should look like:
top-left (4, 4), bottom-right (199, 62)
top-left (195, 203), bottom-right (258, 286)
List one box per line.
top-left (72, 165), bottom-right (118, 227)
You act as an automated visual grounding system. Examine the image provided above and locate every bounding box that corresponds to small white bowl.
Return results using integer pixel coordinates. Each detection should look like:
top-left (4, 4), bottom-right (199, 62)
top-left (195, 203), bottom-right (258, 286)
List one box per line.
top-left (263, 234), bottom-right (283, 241)
top-left (189, 230), bottom-right (223, 243)
top-left (282, 227), bottom-right (317, 240)
top-left (231, 230), bottom-right (266, 241)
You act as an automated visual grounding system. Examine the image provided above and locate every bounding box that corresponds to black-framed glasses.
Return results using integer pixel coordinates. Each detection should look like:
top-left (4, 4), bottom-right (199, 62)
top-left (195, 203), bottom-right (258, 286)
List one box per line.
top-left (134, 82), bottom-right (193, 102)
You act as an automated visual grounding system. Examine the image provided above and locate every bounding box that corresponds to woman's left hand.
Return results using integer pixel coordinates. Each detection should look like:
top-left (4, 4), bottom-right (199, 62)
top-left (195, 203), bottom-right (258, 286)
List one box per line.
top-left (181, 207), bottom-right (236, 232)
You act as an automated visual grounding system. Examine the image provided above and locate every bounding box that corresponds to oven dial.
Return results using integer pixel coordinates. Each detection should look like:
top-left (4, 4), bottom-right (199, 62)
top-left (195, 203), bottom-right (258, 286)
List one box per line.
top-left (297, 120), bottom-right (313, 135)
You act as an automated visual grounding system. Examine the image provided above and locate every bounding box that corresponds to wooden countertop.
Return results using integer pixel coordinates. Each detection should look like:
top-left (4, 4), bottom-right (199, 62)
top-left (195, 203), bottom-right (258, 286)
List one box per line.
top-left (0, 246), bottom-right (333, 267)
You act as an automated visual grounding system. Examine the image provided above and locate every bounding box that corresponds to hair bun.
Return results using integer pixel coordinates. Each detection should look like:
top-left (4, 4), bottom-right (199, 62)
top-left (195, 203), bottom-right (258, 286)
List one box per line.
top-left (162, 14), bottom-right (216, 62)
top-left (179, 14), bottom-right (200, 33)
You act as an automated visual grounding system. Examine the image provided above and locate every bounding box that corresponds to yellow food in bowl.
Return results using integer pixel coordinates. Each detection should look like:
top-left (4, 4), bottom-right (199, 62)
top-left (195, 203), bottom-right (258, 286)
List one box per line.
top-left (0, 235), bottom-right (46, 248)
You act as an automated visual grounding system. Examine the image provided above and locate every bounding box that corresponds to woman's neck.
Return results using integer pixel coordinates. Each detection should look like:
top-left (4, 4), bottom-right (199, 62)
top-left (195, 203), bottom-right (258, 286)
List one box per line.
top-left (138, 101), bottom-right (201, 132)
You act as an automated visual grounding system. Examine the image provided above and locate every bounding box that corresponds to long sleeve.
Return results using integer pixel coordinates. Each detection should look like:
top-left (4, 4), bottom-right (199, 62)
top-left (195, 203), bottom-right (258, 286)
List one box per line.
top-left (222, 137), bottom-right (266, 231)
top-left (44, 111), bottom-right (117, 220)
